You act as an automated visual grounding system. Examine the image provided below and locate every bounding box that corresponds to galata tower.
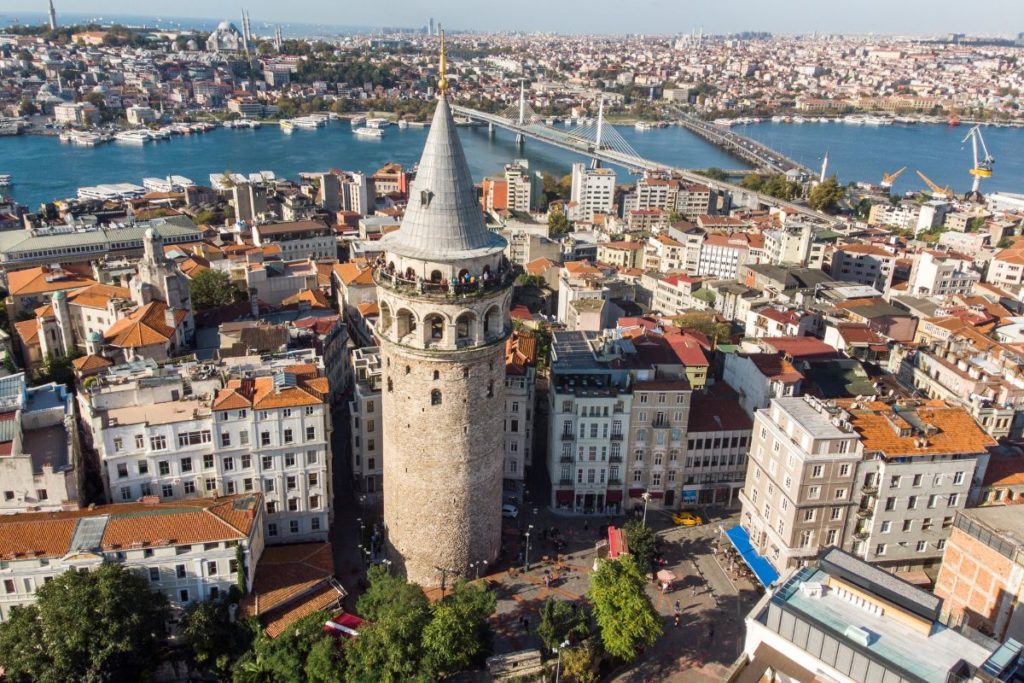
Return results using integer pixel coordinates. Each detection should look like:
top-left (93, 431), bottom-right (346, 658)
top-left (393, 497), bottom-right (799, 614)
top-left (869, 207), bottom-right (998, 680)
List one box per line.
top-left (374, 33), bottom-right (511, 586)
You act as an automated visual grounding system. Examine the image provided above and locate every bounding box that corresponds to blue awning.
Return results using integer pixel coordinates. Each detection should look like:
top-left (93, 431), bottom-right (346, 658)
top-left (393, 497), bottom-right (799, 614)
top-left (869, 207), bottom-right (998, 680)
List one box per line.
top-left (724, 525), bottom-right (780, 588)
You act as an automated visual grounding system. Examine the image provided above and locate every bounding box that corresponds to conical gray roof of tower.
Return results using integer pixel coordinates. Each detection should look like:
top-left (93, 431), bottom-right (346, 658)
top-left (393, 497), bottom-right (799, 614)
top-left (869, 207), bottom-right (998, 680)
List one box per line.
top-left (382, 97), bottom-right (506, 261)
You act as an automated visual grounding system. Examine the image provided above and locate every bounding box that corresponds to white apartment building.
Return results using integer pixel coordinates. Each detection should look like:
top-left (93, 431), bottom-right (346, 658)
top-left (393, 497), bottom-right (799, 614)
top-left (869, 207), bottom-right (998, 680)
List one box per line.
top-left (763, 223), bottom-right (812, 266)
top-left (77, 354), bottom-right (332, 544)
top-left (634, 175), bottom-right (679, 211)
top-left (0, 494), bottom-right (263, 621)
top-left (908, 250), bottom-right (979, 297)
top-left (645, 234), bottom-right (686, 272)
top-left (676, 184), bottom-right (715, 221)
top-left (650, 273), bottom-right (705, 316)
top-left (548, 332), bottom-right (632, 514)
top-left (252, 220), bottom-right (337, 261)
top-left (0, 375), bottom-right (81, 514)
top-left (987, 246), bottom-right (1024, 288)
top-left (569, 164), bottom-right (615, 222)
top-left (697, 233), bottom-right (750, 280)
top-left (829, 243), bottom-right (898, 290)
top-left (349, 346), bottom-right (383, 504)
top-left (504, 160), bottom-right (533, 212)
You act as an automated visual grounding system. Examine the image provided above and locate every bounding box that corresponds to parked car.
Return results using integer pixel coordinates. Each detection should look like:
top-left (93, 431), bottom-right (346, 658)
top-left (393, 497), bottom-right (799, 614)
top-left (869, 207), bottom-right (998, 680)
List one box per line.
top-left (501, 504), bottom-right (519, 519)
top-left (672, 511), bottom-right (704, 526)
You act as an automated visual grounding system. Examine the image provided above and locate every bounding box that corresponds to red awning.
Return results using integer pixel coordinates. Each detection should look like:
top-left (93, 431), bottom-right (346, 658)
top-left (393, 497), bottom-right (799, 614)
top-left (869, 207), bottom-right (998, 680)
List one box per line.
top-left (556, 490), bottom-right (574, 504)
top-left (608, 527), bottom-right (629, 558)
top-left (606, 490), bottom-right (623, 504)
top-left (628, 488), bottom-right (646, 498)
top-left (649, 491), bottom-right (664, 499)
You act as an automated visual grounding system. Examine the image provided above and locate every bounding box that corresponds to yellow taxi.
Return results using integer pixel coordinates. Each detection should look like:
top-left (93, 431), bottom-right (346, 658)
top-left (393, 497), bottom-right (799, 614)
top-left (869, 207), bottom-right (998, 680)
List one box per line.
top-left (672, 511), bottom-right (704, 526)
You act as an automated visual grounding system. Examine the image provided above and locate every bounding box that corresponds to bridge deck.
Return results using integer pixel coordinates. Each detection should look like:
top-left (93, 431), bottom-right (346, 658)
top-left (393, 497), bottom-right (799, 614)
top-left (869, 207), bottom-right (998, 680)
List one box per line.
top-left (451, 104), bottom-right (835, 225)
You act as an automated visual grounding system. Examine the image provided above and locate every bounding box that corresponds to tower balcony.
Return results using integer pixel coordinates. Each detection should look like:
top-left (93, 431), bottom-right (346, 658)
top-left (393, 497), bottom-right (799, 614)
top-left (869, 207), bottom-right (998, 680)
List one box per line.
top-left (374, 265), bottom-right (514, 303)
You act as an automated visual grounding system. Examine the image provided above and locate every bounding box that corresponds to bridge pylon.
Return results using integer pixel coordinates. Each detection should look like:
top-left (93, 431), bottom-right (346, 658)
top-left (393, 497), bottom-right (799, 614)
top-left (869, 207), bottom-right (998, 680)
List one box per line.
top-left (515, 132), bottom-right (524, 147)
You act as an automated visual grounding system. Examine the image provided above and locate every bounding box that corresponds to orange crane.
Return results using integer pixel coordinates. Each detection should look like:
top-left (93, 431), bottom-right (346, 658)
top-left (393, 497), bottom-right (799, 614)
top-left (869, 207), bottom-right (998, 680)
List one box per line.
top-left (881, 166), bottom-right (906, 189)
top-left (915, 170), bottom-right (954, 200)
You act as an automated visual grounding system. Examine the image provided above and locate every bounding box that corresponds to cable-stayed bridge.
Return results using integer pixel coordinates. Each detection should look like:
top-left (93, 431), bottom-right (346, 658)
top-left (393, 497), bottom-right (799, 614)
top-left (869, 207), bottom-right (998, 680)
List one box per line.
top-left (451, 93), bottom-right (835, 223)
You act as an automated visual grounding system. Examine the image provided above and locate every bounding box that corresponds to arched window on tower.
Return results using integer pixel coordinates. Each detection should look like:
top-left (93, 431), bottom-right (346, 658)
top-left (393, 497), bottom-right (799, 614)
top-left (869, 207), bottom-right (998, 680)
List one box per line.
top-left (487, 380), bottom-right (494, 398)
top-left (431, 389), bottom-right (442, 406)
top-left (387, 378), bottom-right (393, 392)
top-left (429, 269), bottom-right (442, 283)
top-left (433, 370), bottom-right (439, 380)
top-left (405, 365), bottom-right (411, 375)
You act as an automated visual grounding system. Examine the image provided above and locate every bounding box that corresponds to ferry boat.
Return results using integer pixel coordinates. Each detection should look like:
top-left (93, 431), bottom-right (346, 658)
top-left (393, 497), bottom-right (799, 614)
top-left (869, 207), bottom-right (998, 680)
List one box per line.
top-left (792, 116), bottom-right (806, 124)
top-left (635, 121), bottom-right (653, 131)
top-left (712, 118), bottom-right (732, 127)
top-left (0, 175), bottom-right (11, 187)
top-left (114, 129), bottom-right (151, 144)
top-left (407, 121), bottom-right (428, 128)
top-left (280, 119), bottom-right (295, 133)
top-left (366, 118), bottom-right (391, 129)
top-left (771, 115), bottom-right (785, 123)
top-left (70, 131), bottom-right (104, 146)
top-left (862, 115), bottom-right (892, 126)
top-left (354, 127), bottom-right (384, 138)
top-left (350, 115), bottom-right (366, 127)
top-left (843, 115), bottom-right (866, 125)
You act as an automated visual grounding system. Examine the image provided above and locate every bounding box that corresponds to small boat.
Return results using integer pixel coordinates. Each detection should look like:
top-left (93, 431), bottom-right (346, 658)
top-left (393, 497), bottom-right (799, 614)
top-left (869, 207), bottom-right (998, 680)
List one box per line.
top-left (280, 119), bottom-right (295, 133)
top-left (350, 115), bottom-right (366, 127)
top-left (366, 117), bottom-right (390, 129)
top-left (354, 127), bottom-right (383, 138)
top-left (635, 121), bottom-right (652, 131)
top-left (948, 114), bottom-right (961, 127)
top-left (0, 174), bottom-right (11, 186)
top-left (397, 120), bottom-right (408, 129)
top-left (114, 129), bottom-right (151, 144)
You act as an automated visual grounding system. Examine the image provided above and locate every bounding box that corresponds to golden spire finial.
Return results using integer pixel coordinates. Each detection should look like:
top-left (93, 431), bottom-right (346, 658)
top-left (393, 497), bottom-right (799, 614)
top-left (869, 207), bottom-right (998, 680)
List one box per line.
top-left (438, 28), bottom-right (448, 95)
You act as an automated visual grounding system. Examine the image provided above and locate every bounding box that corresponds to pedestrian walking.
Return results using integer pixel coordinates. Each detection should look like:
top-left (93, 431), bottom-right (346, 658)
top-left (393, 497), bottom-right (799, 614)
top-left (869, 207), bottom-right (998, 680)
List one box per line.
top-left (691, 585), bottom-right (697, 597)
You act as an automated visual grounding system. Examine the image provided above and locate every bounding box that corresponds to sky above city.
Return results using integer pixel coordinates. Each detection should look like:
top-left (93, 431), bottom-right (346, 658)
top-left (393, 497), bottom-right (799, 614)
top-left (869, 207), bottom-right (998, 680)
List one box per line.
top-left (4, 0), bottom-right (1024, 35)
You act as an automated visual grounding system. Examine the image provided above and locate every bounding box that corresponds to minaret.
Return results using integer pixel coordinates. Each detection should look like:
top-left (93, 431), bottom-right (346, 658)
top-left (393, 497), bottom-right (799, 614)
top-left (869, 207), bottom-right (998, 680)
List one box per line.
top-left (819, 150), bottom-right (829, 184)
top-left (47, 0), bottom-right (57, 31)
top-left (376, 30), bottom-right (511, 587)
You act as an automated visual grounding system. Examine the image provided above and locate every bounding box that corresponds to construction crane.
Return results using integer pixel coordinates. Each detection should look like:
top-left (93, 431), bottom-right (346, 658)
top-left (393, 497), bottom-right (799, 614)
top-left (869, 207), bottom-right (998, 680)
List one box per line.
top-left (881, 166), bottom-right (906, 189)
top-left (962, 124), bottom-right (994, 201)
top-left (915, 170), bottom-right (954, 200)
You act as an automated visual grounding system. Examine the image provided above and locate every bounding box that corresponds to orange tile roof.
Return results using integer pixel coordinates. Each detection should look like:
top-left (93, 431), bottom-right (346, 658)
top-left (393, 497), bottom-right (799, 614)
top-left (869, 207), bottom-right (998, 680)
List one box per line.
top-left (14, 319), bottom-right (38, 345)
top-left (282, 288), bottom-right (329, 309)
top-left (240, 542), bottom-right (343, 638)
top-left (840, 400), bottom-right (995, 458)
top-left (67, 283), bottom-right (132, 310)
top-left (0, 494), bottom-right (260, 560)
top-left (104, 301), bottom-right (180, 348)
top-left (334, 261), bottom-right (374, 286)
top-left (72, 354), bottom-right (112, 371)
top-left (214, 375), bottom-right (327, 411)
top-left (356, 302), bottom-right (379, 317)
top-left (7, 266), bottom-right (95, 297)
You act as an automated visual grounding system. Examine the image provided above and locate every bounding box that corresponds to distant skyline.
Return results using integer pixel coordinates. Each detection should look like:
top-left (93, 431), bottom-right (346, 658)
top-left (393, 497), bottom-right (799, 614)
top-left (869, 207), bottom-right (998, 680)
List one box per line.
top-left (3, 0), bottom-right (1023, 36)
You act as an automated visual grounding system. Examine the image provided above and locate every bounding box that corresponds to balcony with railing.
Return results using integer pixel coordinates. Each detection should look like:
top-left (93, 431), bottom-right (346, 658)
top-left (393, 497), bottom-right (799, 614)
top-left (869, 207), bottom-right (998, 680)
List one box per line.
top-left (374, 265), bottom-right (514, 302)
top-left (610, 432), bottom-right (623, 441)
top-left (561, 433), bottom-right (576, 441)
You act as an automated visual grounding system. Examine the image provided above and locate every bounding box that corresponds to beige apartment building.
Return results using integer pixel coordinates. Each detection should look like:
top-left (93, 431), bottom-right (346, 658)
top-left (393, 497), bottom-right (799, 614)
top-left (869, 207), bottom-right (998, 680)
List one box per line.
top-left (740, 396), bottom-right (861, 571)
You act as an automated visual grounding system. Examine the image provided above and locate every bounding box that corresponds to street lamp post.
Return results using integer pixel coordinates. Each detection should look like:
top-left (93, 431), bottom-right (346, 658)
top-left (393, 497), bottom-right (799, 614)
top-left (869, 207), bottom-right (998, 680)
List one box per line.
top-left (641, 492), bottom-right (651, 527)
top-left (524, 524), bottom-right (534, 571)
top-left (554, 640), bottom-right (570, 683)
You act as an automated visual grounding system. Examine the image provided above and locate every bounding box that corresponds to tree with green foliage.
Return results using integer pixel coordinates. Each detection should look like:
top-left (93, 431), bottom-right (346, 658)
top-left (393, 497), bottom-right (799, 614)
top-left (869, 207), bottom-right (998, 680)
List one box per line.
top-left (588, 555), bottom-right (662, 662)
top-left (697, 167), bottom-right (728, 181)
top-left (537, 598), bottom-right (590, 652)
top-left (0, 564), bottom-right (170, 683)
top-left (189, 269), bottom-right (242, 312)
top-left (623, 520), bottom-right (657, 574)
top-left (549, 210), bottom-right (571, 237)
top-left (741, 173), bottom-right (802, 201)
top-left (233, 611), bottom-right (342, 683)
top-left (37, 351), bottom-right (80, 387)
top-left (421, 581), bottom-right (496, 679)
top-left (808, 176), bottom-right (845, 213)
top-left (516, 273), bottom-right (547, 289)
top-left (693, 288), bottom-right (717, 306)
top-left (561, 639), bottom-right (600, 683)
top-left (344, 566), bottom-right (432, 683)
top-left (180, 595), bottom-right (258, 679)
top-left (673, 312), bottom-right (730, 344)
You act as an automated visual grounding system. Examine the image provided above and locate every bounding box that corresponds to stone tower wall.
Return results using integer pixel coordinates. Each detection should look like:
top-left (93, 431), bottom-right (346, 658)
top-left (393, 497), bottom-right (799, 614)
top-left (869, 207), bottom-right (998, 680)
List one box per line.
top-left (380, 334), bottom-right (506, 586)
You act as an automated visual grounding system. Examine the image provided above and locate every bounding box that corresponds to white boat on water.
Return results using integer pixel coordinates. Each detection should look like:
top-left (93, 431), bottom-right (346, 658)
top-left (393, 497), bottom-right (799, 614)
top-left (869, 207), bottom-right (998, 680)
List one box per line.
top-left (354, 127), bottom-right (383, 138)
top-left (792, 116), bottom-right (806, 124)
top-left (635, 121), bottom-right (653, 131)
top-left (843, 115), bottom-right (866, 125)
top-left (407, 121), bottom-right (428, 128)
top-left (70, 131), bottom-right (103, 146)
top-left (366, 118), bottom-right (391, 129)
top-left (350, 115), bottom-right (366, 127)
top-left (397, 120), bottom-right (408, 129)
top-left (771, 115), bottom-right (785, 123)
top-left (862, 115), bottom-right (892, 126)
top-left (114, 129), bottom-right (151, 144)
top-left (0, 174), bottom-right (11, 187)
